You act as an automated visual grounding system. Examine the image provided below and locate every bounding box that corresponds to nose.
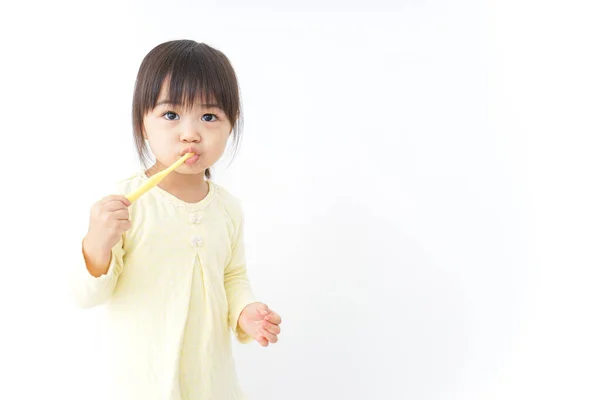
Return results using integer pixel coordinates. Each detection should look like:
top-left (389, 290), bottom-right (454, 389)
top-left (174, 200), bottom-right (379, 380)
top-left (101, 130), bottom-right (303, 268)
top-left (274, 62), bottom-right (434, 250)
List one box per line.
top-left (180, 121), bottom-right (202, 143)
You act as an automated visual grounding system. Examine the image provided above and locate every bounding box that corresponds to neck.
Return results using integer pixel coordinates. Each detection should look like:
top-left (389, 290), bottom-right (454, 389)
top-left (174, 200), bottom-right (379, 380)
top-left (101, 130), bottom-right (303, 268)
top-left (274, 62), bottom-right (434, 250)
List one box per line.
top-left (146, 162), bottom-right (209, 203)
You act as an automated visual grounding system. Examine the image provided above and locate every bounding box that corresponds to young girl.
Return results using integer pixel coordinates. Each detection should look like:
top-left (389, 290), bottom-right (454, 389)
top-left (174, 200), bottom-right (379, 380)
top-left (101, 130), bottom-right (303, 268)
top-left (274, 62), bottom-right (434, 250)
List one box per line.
top-left (68, 39), bottom-right (281, 400)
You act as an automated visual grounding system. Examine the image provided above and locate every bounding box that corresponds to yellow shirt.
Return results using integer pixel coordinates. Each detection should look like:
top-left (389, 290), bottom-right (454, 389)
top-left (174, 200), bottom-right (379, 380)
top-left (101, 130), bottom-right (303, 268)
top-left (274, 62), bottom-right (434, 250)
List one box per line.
top-left (68, 171), bottom-right (256, 400)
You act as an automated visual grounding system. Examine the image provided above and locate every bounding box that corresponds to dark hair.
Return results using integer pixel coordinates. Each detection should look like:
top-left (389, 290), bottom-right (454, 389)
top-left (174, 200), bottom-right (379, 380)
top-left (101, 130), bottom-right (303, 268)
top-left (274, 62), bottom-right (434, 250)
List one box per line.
top-left (132, 40), bottom-right (243, 179)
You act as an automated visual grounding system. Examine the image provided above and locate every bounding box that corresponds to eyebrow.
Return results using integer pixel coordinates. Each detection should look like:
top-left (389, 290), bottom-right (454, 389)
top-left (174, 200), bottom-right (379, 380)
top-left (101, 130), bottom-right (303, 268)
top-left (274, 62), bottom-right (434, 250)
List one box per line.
top-left (155, 100), bottom-right (222, 109)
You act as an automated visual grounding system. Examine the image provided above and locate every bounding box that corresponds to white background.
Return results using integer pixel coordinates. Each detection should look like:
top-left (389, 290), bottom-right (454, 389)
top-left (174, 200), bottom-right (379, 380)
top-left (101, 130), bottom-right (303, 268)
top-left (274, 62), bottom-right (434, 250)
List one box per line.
top-left (0, 1), bottom-right (599, 399)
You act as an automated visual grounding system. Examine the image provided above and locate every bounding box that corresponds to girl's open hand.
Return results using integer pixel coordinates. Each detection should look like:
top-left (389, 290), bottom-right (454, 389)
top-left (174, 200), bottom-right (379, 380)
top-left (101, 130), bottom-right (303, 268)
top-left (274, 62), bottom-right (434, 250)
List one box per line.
top-left (238, 302), bottom-right (282, 347)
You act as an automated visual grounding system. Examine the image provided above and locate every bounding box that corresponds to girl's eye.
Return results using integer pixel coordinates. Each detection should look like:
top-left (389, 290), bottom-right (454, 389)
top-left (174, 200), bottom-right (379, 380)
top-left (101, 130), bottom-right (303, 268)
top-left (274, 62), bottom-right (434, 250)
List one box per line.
top-left (202, 114), bottom-right (217, 122)
top-left (163, 111), bottom-right (179, 121)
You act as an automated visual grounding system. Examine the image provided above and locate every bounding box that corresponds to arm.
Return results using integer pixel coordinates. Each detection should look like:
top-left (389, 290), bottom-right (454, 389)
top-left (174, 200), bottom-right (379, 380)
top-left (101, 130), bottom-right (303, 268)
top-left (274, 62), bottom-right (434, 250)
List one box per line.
top-left (224, 212), bottom-right (257, 343)
top-left (68, 192), bottom-right (130, 309)
top-left (68, 234), bottom-right (126, 309)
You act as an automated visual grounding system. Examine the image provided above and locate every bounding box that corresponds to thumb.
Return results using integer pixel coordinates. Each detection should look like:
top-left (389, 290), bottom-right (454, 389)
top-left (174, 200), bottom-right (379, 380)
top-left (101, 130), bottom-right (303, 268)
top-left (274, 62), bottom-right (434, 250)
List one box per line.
top-left (258, 303), bottom-right (270, 316)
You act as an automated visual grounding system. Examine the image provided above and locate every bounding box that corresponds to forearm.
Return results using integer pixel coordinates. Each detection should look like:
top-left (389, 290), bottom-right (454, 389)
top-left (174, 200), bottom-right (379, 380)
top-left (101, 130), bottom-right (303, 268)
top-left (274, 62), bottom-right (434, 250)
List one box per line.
top-left (68, 238), bottom-right (124, 309)
top-left (225, 267), bottom-right (256, 341)
top-left (82, 237), bottom-right (112, 277)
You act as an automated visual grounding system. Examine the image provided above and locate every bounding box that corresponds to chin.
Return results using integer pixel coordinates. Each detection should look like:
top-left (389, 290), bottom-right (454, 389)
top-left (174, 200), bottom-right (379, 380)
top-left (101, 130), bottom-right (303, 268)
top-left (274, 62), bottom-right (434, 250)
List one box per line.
top-left (177, 163), bottom-right (206, 175)
top-left (178, 169), bottom-right (205, 175)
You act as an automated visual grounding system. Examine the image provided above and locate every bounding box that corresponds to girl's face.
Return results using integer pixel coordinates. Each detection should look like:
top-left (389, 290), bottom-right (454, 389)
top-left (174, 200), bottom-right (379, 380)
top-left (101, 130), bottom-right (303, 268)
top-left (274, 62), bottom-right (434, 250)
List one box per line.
top-left (143, 85), bottom-right (232, 175)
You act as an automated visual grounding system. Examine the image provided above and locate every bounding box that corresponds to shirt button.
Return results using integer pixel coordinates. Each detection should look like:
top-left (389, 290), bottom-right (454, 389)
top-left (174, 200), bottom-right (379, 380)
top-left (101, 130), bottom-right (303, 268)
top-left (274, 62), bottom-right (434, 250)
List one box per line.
top-left (190, 236), bottom-right (203, 247)
top-left (190, 215), bottom-right (203, 224)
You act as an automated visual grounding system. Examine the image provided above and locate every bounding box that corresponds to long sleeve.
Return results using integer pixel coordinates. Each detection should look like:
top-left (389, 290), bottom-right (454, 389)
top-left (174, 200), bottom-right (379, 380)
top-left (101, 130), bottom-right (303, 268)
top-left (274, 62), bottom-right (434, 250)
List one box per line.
top-left (224, 212), bottom-right (256, 343)
top-left (68, 235), bottom-right (125, 309)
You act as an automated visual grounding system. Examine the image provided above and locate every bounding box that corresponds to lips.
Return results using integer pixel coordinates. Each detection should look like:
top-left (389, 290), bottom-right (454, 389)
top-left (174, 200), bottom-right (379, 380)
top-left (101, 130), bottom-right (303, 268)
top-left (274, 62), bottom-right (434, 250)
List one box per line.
top-left (184, 153), bottom-right (200, 165)
top-left (180, 147), bottom-right (199, 156)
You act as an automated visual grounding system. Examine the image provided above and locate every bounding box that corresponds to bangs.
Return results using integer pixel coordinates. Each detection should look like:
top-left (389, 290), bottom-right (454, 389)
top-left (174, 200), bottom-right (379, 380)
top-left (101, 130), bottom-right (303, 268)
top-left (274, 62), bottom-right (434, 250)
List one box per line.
top-left (162, 70), bottom-right (225, 111)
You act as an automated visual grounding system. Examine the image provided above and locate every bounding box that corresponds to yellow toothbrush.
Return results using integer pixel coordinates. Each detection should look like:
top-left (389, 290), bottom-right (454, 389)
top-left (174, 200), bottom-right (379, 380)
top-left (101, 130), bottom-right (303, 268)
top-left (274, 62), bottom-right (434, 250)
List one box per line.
top-left (125, 153), bottom-right (194, 203)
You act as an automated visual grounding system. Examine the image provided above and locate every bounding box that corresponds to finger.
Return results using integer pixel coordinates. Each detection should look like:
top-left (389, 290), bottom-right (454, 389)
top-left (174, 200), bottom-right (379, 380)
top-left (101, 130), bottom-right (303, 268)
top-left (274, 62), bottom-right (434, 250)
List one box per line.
top-left (105, 200), bottom-right (130, 212)
top-left (111, 209), bottom-right (130, 220)
top-left (100, 195), bottom-right (130, 207)
top-left (265, 311), bottom-right (282, 325)
top-left (119, 220), bottom-right (132, 231)
top-left (256, 335), bottom-right (269, 347)
top-left (262, 320), bottom-right (281, 335)
top-left (258, 304), bottom-right (270, 316)
top-left (260, 328), bottom-right (278, 344)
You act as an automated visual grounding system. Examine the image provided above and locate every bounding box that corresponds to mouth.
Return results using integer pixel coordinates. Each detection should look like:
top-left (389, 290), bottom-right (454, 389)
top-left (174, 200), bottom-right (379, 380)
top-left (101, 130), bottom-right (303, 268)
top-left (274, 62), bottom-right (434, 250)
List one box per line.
top-left (184, 153), bottom-right (200, 165)
top-left (180, 148), bottom-right (200, 165)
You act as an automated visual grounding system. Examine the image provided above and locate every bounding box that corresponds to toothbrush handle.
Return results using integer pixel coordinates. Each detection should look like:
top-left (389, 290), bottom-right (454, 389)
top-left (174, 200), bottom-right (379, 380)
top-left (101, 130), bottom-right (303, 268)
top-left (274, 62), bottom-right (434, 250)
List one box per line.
top-left (125, 153), bottom-right (193, 203)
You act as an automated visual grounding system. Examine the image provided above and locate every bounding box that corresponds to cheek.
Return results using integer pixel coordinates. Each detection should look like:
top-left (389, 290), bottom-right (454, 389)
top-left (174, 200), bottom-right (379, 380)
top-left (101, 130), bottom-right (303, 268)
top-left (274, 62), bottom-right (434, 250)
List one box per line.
top-left (144, 125), bottom-right (174, 154)
top-left (142, 118), bottom-right (158, 139)
top-left (211, 131), bottom-right (231, 150)
top-left (206, 125), bottom-right (230, 143)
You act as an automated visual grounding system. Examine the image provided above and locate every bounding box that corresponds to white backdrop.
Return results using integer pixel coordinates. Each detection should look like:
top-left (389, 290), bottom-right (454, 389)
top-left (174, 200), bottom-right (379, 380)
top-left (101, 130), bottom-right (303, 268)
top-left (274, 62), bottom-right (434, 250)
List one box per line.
top-left (0, 1), bottom-right (598, 399)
